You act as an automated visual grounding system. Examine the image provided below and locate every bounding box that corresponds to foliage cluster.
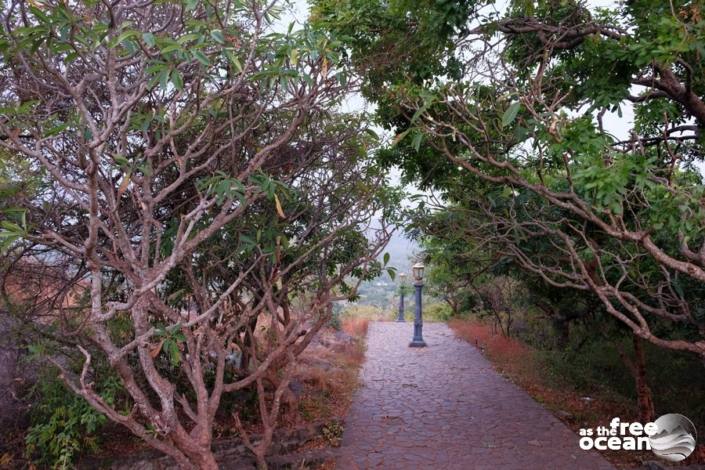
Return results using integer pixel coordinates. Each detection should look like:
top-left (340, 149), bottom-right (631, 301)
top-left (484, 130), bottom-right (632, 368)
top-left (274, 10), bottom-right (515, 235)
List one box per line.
top-left (0, 0), bottom-right (399, 467)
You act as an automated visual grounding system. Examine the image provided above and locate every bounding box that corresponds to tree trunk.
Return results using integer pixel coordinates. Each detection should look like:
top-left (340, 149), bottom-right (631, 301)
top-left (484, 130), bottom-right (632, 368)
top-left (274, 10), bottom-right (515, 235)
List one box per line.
top-left (171, 430), bottom-right (218, 470)
top-left (632, 334), bottom-right (655, 423)
top-left (553, 316), bottom-right (570, 350)
top-left (255, 453), bottom-right (268, 470)
top-left (176, 446), bottom-right (218, 470)
top-left (619, 333), bottom-right (655, 423)
top-left (191, 450), bottom-right (218, 470)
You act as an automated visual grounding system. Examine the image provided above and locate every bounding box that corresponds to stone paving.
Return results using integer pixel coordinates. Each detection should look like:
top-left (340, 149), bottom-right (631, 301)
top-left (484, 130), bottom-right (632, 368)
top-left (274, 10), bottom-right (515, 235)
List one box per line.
top-left (336, 322), bottom-right (615, 470)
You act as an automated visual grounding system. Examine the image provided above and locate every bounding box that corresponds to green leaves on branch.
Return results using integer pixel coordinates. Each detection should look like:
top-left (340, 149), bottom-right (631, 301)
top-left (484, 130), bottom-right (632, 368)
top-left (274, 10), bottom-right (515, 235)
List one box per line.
top-left (195, 171), bottom-right (294, 260)
top-left (501, 101), bottom-right (521, 128)
top-left (152, 324), bottom-right (186, 368)
top-left (197, 172), bottom-right (245, 205)
top-left (0, 209), bottom-right (27, 252)
top-left (382, 251), bottom-right (396, 280)
top-left (210, 29), bottom-right (225, 44)
top-left (197, 170), bottom-right (290, 208)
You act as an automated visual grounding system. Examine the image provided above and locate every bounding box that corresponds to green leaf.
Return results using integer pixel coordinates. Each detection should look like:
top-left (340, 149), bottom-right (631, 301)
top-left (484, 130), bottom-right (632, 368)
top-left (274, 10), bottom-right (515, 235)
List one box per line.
top-left (501, 101), bottom-right (521, 128)
top-left (159, 69), bottom-right (170, 90)
top-left (142, 32), bottom-right (156, 47)
top-left (210, 29), bottom-right (225, 44)
top-left (114, 155), bottom-right (130, 168)
top-left (411, 132), bottom-right (423, 151)
top-left (122, 39), bottom-right (138, 55)
top-left (225, 50), bottom-right (242, 72)
top-left (0, 218), bottom-right (25, 252)
top-left (177, 33), bottom-right (200, 44)
top-left (383, 252), bottom-right (390, 265)
top-left (0, 221), bottom-right (21, 232)
top-left (193, 50), bottom-right (210, 66)
top-left (364, 128), bottom-right (379, 140)
top-left (240, 234), bottom-right (255, 248)
top-left (111, 29), bottom-right (139, 48)
top-left (1, 208), bottom-right (26, 228)
top-left (171, 69), bottom-right (183, 90)
top-left (164, 340), bottom-right (181, 367)
top-left (45, 121), bottom-right (70, 136)
top-left (159, 43), bottom-right (182, 54)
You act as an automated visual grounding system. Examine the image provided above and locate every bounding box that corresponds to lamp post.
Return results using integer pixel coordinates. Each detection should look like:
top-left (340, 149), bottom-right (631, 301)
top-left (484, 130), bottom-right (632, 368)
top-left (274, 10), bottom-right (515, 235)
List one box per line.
top-left (409, 262), bottom-right (427, 347)
top-left (396, 273), bottom-right (407, 322)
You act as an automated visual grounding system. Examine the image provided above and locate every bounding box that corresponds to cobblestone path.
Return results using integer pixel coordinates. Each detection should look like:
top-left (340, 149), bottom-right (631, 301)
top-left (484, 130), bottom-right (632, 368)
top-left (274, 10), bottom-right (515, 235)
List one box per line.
top-left (336, 322), bottom-right (614, 470)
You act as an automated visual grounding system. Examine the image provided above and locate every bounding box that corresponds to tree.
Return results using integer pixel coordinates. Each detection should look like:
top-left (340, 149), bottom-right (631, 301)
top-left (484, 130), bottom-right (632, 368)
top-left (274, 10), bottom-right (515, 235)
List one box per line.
top-left (0, 1), bottom-right (396, 467)
top-left (411, 189), bottom-right (659, 420)
top-left (315, 0), bottom-right (705, 359)
top-left (408, 201), bottom-right (490, 317)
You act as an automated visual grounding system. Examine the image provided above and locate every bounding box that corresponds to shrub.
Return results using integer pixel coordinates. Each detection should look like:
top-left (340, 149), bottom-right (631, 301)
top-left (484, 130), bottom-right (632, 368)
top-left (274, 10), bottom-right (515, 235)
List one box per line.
top-left (328, 310), bottom-right (342, 331)
top-left (423, 302), bottom-right (454, 321)
top-left (25, 370), bottom-right (122, 469)
top-left (341, 317), bottom-right (369, 338)
top-left (339, 304), bottom-right (389, 320)
top-left (539, 331), bottom-right (705, 433)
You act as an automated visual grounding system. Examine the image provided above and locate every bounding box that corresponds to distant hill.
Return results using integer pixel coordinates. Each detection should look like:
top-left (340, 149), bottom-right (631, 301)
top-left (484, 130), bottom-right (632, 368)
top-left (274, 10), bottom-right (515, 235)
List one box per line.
top-left (382, 230), bottom-right (419, 276)
top-left (342, 231), bottom-right (420, 310)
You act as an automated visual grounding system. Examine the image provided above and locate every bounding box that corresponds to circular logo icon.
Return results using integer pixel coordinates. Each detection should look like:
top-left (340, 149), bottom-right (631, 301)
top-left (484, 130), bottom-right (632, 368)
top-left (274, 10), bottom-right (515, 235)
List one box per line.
top-left (649, 413), bottom-right (697, 462)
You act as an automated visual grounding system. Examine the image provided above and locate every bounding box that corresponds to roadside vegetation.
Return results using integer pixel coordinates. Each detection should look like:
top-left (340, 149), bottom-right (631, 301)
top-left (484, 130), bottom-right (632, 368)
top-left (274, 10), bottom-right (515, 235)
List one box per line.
top-left (0, 1), bottom-right (398, 467)
top-left (2, 309), bottom-right (370, 469)
top-left (450, 313), bottom-right (705, 467)
top-left (313, 0), bottom-right (705, 464)
top-left (3, 0), bottom-right (705, 468)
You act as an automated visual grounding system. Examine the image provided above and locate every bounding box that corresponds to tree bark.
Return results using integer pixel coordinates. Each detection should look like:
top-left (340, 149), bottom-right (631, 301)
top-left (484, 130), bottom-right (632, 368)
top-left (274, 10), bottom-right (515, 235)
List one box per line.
top-left (619, 333), bottom-right (656, 423)
top-left (632, 334), bottom-right (656, 423)
top-left (190, 449), bottom-right (219, 470)
top-left (553, 316), bottom-right (570, 350)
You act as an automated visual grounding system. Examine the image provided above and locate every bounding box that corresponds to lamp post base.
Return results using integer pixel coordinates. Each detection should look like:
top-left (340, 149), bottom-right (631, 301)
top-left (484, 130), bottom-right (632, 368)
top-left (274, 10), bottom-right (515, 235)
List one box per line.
top-left (409, 339), bottom-right (427, 348)
top-left (396, 317), bottom-right (405, 323)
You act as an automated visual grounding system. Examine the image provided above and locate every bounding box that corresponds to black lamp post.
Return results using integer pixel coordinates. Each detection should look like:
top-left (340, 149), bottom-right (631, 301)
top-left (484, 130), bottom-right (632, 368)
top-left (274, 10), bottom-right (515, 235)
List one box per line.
top-left (409, 262), bottom-right (427, 347)
top-left (396, 273), bottom-right (407, 322)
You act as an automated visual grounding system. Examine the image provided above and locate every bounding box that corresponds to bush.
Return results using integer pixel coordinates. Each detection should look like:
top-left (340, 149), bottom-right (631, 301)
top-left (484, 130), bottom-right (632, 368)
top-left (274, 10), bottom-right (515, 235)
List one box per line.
top-left (423, 302), bottom-right (454, 321)
top-left (538, 336), bottom-right (632, 395)
top-left (339, 304), bottom-right (390, 321)
top-left (538, 326), bottom-right (705, 434)
top-left (328, 310), bottom-right (342, 331)
top-left (341, 317), bottom-right (370, 338)
top-left (25, 370), bottom-right (122, 469)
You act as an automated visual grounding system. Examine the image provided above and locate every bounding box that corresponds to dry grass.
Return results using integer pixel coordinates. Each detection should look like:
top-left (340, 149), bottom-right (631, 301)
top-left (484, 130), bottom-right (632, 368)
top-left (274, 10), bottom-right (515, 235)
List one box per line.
top-left (281, 322), bottom-right (368, 429)
top-left (450, 318), bottom-right (537, 380)
top-left (269, 322), bottom-right (369, 468)
top-left (341, 317), bottom-right (369, 339)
